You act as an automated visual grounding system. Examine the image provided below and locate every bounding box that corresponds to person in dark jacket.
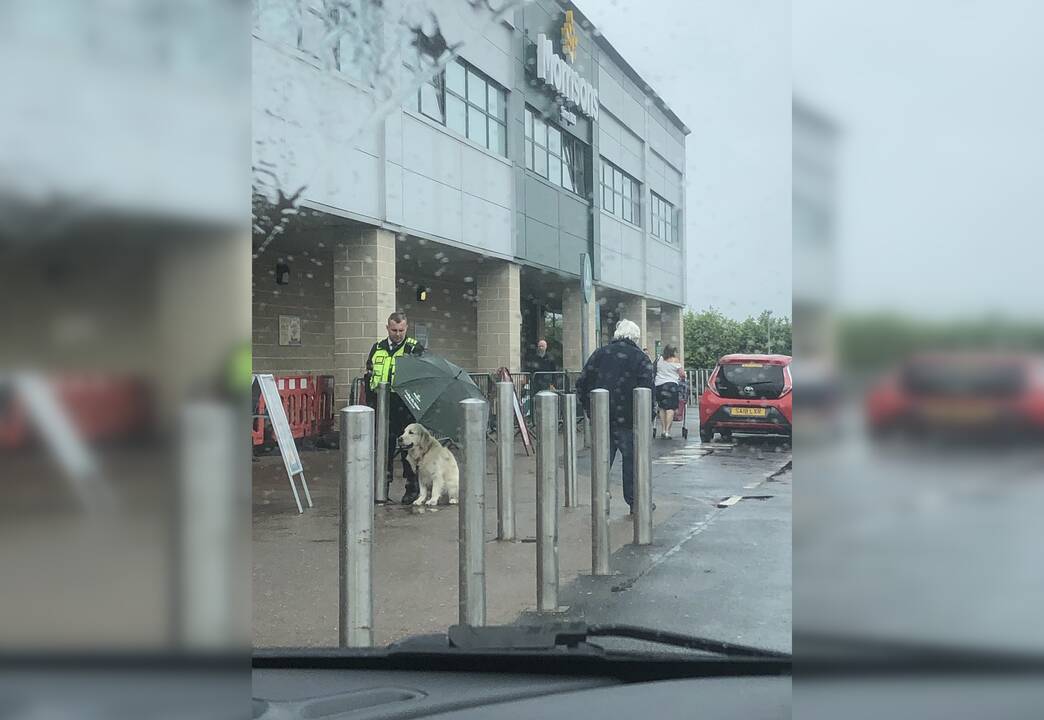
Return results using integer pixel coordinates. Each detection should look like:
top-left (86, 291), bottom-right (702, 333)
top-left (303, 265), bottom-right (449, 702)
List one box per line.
top-left (526, 339), bottom-right (558, 393)
top-left (575, 319), bottom-right (655, 514)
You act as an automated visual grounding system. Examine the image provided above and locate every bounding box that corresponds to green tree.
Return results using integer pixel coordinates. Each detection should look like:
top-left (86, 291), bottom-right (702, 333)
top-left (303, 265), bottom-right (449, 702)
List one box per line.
top-left (838, 312), bottom-right (1044, 371)
top-left (684, 308), bottom-right (792, 367)
top-left (683, 308), bottom-right (738, 367)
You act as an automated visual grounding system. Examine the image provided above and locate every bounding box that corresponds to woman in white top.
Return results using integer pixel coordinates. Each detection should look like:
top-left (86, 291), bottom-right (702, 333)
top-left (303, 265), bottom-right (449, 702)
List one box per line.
top-left (654, 345), bottom-right (686, 438)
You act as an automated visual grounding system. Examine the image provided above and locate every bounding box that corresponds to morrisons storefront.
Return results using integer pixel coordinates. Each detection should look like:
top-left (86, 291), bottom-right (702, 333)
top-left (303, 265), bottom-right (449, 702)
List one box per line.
top-left (252, 0), bottom-right (690, 408)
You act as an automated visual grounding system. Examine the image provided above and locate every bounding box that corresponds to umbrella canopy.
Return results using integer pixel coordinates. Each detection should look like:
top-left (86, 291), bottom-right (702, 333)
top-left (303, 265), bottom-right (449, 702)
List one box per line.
top-left (392, 354), bottom-right (485, 442)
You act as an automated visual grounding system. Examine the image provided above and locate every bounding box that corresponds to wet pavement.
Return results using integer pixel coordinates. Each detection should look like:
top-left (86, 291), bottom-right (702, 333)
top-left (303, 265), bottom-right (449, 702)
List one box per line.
top-left (252, 422), bottom-right (792, 650)
top-left (796, 402), bottom-right (1044, 654)
top-left (548, 438), bottom-right (792, 654)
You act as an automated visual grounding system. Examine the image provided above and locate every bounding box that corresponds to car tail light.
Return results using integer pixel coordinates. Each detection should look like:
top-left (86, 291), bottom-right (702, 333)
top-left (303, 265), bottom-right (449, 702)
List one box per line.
top-left (780, 366), bottom-right (793, 397)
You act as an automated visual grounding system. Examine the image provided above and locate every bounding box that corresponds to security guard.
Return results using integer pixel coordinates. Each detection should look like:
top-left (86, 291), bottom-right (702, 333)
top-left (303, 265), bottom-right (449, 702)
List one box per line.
top-left (365, 312), bottom-right (424, 503)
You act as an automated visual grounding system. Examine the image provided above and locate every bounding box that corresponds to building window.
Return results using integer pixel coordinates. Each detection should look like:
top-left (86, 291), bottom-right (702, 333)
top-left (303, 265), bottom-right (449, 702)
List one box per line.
top-left (651, 192), bottom-right (679, 244)
top-left (525, 106), bottom-right (589, 198)
top-left (417, 58), bottom-right (507, 156)
top-left (600, 158), bottom-right (640, 227)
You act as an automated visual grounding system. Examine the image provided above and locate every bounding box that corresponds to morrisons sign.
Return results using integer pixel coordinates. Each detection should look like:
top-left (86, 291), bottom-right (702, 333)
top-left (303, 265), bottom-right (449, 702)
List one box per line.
top-left (534, 33), bottom-right (599, 122)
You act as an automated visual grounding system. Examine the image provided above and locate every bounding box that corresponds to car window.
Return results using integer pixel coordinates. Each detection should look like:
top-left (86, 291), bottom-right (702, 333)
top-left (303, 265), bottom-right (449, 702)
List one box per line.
top-left (716, 363), bottom-right (786, 399)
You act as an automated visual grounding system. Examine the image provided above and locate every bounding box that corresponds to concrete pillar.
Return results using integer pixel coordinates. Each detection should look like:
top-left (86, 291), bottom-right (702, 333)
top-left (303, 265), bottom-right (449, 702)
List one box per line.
top-left (620, 295), bottom-right (647, 350)
top-left (660, 304), bottom-right (685, 365)
top-left (477, 261), bottom-right (521, 372)
top-left (645, 309), bottom-right (662, 356)
top-left (535, 308), bottom-right (546, 344)
top-left (562, 285), bottom-right (597, 371)
top-left (333, 228), bottom-right (397, 409)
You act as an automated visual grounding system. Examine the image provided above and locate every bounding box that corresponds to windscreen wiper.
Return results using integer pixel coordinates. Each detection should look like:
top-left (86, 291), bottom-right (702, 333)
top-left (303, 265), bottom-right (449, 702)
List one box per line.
top-left (446, 623), bottom-right (791, 660)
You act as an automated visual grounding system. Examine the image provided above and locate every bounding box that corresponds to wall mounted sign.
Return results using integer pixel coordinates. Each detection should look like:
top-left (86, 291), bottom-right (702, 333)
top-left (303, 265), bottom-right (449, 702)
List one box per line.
top-left (278, 315), bottom-right (301, 346)
top-left (561, 10), bottom-right (579, 62)
top-left (534, 14), bottom-right (598, 122)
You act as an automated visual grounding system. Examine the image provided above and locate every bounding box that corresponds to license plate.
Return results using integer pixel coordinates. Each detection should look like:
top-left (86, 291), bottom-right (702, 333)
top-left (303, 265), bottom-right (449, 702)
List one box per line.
top-left (729, 407), bottom-right (767, 417)
top-left (921, 403), bottom-right (995, 423)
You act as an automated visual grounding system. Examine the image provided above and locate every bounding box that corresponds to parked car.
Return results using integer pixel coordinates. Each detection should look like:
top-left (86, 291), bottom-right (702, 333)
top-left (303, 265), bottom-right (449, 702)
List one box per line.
top-left (865, 352), bottom-right (1044, 439)
top-left (698, 354), bottom-right (793, 442)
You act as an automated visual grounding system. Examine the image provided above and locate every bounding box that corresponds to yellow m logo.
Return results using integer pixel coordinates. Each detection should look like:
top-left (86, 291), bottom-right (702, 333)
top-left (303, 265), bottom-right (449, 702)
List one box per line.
top-left (561, 10), bottom-right (578, 63)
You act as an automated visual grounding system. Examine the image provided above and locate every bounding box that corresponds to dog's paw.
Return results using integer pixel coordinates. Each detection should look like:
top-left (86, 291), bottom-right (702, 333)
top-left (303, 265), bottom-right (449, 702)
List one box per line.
top-left (448, 498), bottom-right (458, 505)
top-left (424, 498), bottom-right (438, 507)
top-left (412, 497), bottom-right (426, 506)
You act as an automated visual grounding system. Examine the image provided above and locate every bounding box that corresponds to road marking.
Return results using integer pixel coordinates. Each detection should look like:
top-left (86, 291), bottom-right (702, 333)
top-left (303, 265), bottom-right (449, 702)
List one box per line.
top-left (653, 446), bottom-right (713, 465)
top-left (717, 495), bottom-right (743, 508)
top-left (611, 512), bottom-right (722, 592)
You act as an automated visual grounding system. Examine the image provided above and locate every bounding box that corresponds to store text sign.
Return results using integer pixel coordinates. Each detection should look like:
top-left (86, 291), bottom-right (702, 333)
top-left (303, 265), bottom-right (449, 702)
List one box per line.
top-left (534, 33), bottom-right (598, 122)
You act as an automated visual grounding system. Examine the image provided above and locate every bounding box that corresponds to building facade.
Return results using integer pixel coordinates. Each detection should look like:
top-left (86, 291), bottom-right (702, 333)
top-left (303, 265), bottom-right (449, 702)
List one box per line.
top-left (793, 99), bottom-right (839, 363)
top-left (253, 0), bottom-right (690, 408)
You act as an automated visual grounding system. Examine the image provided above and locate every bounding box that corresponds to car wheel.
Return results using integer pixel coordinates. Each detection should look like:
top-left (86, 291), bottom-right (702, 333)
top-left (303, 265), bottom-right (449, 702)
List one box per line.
top-left (700, 426), bottom-right (714, 443)
top-left (720, 429), bottom-right (733, 440)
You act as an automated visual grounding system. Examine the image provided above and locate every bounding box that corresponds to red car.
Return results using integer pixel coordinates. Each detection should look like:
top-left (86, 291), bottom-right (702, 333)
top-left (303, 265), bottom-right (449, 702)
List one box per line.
top-left (698, 354), bottom-right (793, 442)
top-left (866, 352), bottom-right (1044, 439)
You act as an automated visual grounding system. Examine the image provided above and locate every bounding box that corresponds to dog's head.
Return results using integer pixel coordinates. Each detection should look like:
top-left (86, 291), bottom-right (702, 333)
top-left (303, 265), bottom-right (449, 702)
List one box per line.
top-left (398, 423), bottom-right (435, 453)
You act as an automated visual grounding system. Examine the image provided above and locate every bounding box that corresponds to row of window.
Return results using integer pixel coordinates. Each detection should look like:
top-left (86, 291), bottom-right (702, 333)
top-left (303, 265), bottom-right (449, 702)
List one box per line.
top-left (418, 59), bottom-right (508, 156)
top-left (600, 159), bottom-right (641, 226)
top-left (258, 21), bottom-right (680, 245)
top-left (651, 192), bottom-right (679, 244)
top-left (524, 107), bottom-right (589, 198)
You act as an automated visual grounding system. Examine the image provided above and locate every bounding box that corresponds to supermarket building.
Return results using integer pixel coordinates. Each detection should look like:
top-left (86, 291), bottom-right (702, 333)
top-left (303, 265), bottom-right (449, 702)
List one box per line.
top-left (253, 0), bottom-right (690, 408)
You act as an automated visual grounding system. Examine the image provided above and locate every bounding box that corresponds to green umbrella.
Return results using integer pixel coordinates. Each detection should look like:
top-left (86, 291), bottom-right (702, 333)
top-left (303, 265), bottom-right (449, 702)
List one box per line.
top-left (392, 354), bottom-right (485, 443)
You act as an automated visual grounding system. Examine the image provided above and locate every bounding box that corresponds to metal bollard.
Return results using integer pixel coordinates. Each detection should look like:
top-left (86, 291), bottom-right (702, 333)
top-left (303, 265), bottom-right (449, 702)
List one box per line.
top-left (340, 405), bottom-right (375, 647)
top-left (590, 389), bottom-right (611, 575)
top-left (535, 391), bottom-right (560, 612)
top-left (495, 382), bottom-right (515, 540)
top-left (374, 382), bottom-right (389, 503)
top-left (563, 393), bottom-right (578, 508)
top-left (176, 401), bottom-right (243, 648)
top-left (632, 386), bottom-right (653, 545)
top-left (459, 398), bottom-right (487, 625)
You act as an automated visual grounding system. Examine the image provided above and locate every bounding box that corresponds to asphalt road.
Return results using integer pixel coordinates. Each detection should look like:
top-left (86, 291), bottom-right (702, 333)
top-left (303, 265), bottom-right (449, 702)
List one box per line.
top-left (795, 402), bottom-right (1044, 654)
top-left (545, 434), bottom-right (793, 655)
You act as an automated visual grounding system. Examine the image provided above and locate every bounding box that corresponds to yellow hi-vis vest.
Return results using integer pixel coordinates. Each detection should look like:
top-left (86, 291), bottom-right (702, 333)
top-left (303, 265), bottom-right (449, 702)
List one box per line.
top-left (369, 337), bottom-right (418, 390)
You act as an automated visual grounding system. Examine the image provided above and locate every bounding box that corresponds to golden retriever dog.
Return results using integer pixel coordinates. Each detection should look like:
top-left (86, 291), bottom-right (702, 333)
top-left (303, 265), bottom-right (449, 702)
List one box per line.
top-left (397, 423), bottom-right (459, 506)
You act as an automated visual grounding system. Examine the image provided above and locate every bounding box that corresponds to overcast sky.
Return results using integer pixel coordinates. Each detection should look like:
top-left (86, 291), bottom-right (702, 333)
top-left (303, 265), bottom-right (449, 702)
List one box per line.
top-left (794, 0), bottom-right (1043, 320)
top-left (579, 0), bottom-right (792, 320)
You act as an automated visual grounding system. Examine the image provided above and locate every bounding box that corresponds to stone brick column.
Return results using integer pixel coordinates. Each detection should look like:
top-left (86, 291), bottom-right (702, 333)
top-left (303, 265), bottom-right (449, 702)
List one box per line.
top-left (562, 285), bottom-right (597, 371)
top-left (476, 261), bottom-right (521, 372)
top-left (620, 295), bottom-right (647, 349)
top-left (660, 303), bottom-right (685, 365)
top-left (645, 309), bottom-right (662, 355)
top-left (333, 227), bottom-right (397, 410)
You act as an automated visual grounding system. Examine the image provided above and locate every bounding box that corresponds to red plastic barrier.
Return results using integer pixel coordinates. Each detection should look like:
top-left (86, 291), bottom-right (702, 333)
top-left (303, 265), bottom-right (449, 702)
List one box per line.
top-left (282, 376), bottom-right (314, 439)
top-left (0, 375), bottom-right (150, 450)
top-left (254, 374), bottom-right (336, 447)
